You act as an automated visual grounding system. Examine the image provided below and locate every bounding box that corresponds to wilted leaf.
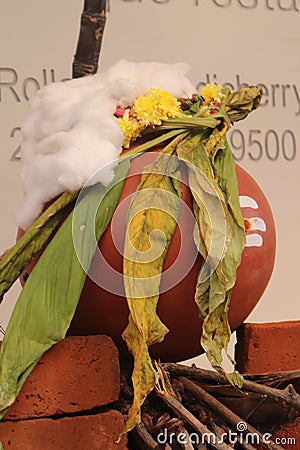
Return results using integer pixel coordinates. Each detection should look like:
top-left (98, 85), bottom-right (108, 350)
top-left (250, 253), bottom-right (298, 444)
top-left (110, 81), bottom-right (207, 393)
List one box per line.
top-left (176, 128), bottom-right (245, 386)
top-left (123, 146), bottom-right (181, 431)
top-left (225, 85), bottom-right (263, 122)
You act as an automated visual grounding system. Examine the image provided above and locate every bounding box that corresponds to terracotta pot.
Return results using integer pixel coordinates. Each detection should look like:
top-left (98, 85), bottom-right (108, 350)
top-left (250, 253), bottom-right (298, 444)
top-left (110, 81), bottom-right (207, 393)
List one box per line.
top-left (67, 150), bottom-right (276, 361)
top-left (18, 149), bottom-right (276, 362)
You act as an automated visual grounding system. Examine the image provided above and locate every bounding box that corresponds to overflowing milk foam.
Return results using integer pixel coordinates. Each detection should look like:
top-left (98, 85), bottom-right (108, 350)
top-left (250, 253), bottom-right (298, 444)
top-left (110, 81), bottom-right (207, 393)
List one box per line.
top-left (17, 60), bottom-right (195, 229)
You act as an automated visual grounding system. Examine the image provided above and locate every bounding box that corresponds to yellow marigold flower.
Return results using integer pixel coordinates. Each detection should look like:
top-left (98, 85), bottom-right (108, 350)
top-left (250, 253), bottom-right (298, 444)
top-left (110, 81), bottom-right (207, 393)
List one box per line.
top-left (133, 88), bottom-right (183, 126)
top-left (117, 117), bottom-right (145, 148)
top-left (117, 88), bottom-right (184, 148)
top-left (200, 83), bottom-right (223, 106)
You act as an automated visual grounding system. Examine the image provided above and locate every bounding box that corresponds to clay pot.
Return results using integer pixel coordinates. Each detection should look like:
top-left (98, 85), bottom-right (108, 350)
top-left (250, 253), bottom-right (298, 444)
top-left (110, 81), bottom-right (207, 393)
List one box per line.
top-left (66, 150), bottom-right (276, 361)
top-left (18, 149), bottom-right (276, 362)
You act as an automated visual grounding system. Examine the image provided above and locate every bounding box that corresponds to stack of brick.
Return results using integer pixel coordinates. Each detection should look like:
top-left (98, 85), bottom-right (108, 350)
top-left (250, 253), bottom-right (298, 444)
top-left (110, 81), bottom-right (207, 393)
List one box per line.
top-left (0, 320), bottom-right (299, 449)
top-left (0, 335), bottom-right (128, 449)
top-left (235, 320), bottom-right (300, 450)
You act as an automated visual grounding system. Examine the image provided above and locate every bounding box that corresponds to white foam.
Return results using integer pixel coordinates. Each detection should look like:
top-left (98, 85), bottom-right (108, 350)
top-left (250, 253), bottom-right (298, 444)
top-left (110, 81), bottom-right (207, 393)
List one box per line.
top-left (17, 60), bottom-right (196, 229)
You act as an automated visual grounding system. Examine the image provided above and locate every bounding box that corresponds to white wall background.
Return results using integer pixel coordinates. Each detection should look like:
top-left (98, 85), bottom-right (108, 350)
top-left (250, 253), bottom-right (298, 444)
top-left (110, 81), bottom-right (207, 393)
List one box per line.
top-left (0, 0), bottom-right (299, 338)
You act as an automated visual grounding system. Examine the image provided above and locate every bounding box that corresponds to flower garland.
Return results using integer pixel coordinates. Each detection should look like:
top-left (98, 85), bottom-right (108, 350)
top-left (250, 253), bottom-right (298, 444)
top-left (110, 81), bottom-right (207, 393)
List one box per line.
top-left (116, 87), bottom-right (183, 147)
top-left (116, 83), bottom-right (224, 148)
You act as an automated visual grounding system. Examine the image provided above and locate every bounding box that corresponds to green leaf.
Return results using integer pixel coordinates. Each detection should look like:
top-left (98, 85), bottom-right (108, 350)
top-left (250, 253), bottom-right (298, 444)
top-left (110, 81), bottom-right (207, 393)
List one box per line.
top-left (180, 93), bottom-right (204, 115)
top-left (125, 129), bottom-right (186, 158)
top-left (0, 191), bottom-right (77, 302)
top-left (160, 116), bottom-right (221, 130)
top-left (0, 159), bottom-right (130, 419)
top-left (176, 130), bottom-right (245, 386)
top-left (122, 144), bottom-right (181, 431)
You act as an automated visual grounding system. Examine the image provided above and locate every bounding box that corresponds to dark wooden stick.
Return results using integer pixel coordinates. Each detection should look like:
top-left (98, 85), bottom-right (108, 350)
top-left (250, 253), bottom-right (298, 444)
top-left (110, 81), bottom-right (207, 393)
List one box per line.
top-left (72, 0), bottom-right (107, 78)
top-left (178, 427), bottom-right (198, 450)
top-left (163, 363), bottom-right (226, 384)
top-left (163, 363), bottom-right (300, 386)
top-left (179, 389), bottom-right (256, 450)
top-left (245, 370), bottom-right (300, 388)
top-left (154, 362), bottom-right (232, 450)
top-left (179, 376), bottom-right (285, 450)
top-left (163, 363), bottom-right (300, 413)
top-left (155, 390), bottom-right (233, 450)
top-left (242, 380), bottom-right (300, 412)
top-left (133, 421), bottom-right (166, 450)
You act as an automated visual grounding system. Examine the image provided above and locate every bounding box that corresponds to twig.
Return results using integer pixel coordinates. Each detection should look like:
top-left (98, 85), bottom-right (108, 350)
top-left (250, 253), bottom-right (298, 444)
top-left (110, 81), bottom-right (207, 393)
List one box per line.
top-left (72, 0), bottom-right (107, 78)
top-left (245, 370), bottom-right (300, 388)
top-left (133, 421), bottom-right (166, 449)
top-left (154, 362), bottom-right (232, 450)
top-left (201, 408), bottom-right (258, 450)
top-left (180, 389), bottom-right (256, 450)
top-left (163, 364), bottom-right (300, 386)
top-left (194, 443), bottom-right (208, 450)
top-left (163, 363), bottom-right (300, 414)
top-left (179, 376), bottom-right (285, 450)
top-left (241, 379), bottom-right (300, 412)
top-left (175, 427), bottom-right (197, 450)
top-left (119, 363), bottom-right (299, 449)
top-left (163, 363), bottom-right (231, 384)
top-left (155, 390), bottom-right (233, 450)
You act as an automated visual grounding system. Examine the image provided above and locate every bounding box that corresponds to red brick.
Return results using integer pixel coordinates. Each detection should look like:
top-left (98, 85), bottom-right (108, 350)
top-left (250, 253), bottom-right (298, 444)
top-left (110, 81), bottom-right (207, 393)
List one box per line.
top-left (235, 321), bottom-right (300, 449)
top-left (272, 417), bottom-right (300, 450)
top-left (4, 335), bottom-right (120, 421)
top-left (0, 410), bottom-right (128, 449)
top-left (235, 320), bottom-right (300, 374)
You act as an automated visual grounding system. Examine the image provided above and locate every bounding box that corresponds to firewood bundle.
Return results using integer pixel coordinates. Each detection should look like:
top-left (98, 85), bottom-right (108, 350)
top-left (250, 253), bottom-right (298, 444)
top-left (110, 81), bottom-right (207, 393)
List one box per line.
top-left (117, 362), bottom-right (300, 450)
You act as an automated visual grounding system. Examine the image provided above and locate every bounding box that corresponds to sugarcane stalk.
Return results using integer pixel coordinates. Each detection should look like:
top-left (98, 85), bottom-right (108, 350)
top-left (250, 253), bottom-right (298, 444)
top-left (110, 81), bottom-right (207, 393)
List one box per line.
top-left (72, 0), bottom-right (107, 78)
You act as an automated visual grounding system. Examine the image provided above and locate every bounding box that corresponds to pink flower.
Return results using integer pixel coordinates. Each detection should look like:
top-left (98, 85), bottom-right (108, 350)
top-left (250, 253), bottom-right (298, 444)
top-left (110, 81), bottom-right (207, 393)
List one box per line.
top-left (114, 108), bottom-right (125, 117)
top-left (210, 102), bottom-right (221, 114)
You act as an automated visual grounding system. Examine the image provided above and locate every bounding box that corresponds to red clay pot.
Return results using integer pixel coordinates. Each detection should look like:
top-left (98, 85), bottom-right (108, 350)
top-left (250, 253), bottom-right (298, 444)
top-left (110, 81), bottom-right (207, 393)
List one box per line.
top-left (18, 149), bottom-right (276, 362)
top-left (67, 150), bottom-right (276, 361)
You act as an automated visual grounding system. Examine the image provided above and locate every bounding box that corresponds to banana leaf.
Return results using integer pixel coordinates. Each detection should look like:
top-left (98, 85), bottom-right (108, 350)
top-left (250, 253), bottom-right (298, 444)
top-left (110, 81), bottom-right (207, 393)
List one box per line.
top-left (0, 158), bottom-right (130, 419)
